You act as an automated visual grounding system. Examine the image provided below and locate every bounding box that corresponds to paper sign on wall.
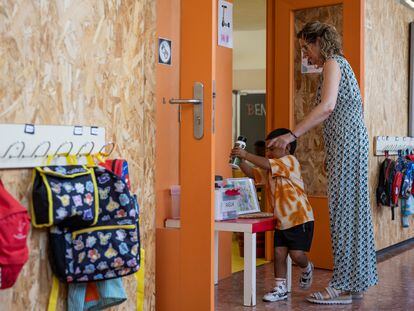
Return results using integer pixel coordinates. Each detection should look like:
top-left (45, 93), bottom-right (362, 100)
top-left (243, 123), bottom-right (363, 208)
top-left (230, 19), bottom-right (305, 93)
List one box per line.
top-left (218, 0), bottom-right (233, 48)
top-left (301, 51), bottom-right (322, 74)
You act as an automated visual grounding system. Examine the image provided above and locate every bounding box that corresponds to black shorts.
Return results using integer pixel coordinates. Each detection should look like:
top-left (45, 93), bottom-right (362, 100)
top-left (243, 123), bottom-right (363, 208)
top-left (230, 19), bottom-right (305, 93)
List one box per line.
top-left (274, 221), bottom-right (314, 251)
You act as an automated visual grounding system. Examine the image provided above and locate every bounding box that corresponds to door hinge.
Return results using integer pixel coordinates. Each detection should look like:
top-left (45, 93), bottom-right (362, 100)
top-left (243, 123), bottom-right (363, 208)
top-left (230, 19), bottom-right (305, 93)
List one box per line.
top-left (212, 80), bottom-right (216, 134)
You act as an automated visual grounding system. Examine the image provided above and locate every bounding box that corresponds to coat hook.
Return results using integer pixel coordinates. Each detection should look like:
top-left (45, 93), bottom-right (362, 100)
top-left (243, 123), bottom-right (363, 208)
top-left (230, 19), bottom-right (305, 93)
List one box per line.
top-left (54, 141), bottom-right (74, 157)
top-left (98, 142), bottom-right (115, 157)
top-left (76, 141), bottom-right (95, 156)
top-left (23, 141), bottom-right (51, 158)
top-left (2, 141), bottom-right (25, 159)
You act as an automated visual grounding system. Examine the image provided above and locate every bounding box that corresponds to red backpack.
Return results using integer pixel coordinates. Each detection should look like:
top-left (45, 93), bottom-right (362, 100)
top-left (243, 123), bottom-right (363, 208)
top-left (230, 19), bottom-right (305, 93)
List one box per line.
top-left (0, 180), bottom-right (30, 289)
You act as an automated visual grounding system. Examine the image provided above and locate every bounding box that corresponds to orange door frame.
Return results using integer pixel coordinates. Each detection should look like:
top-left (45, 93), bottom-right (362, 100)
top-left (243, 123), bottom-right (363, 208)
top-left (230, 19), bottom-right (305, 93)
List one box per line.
top-left (266, 0), bottom-right (365, 269)
top-left (179, 0), bottom-right (216, 309)
top-left (155, 0), bottom-right (181, 309)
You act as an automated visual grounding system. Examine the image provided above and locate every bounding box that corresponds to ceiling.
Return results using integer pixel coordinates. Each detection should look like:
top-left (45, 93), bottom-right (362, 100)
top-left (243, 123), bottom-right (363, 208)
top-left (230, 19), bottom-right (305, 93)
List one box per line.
top-left (233, 0), bottom-right (266, 31)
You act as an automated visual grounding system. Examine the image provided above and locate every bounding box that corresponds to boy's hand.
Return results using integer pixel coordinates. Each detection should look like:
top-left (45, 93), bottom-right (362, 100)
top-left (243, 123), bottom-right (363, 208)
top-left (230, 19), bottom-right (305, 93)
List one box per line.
top-left (230, 147), bottom-right (248, 159)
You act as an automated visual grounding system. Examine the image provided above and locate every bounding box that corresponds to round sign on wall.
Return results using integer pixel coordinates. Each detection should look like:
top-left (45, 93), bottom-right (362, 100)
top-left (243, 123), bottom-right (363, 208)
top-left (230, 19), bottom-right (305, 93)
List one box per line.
top-left (158, 38), bottom-right (172, 65)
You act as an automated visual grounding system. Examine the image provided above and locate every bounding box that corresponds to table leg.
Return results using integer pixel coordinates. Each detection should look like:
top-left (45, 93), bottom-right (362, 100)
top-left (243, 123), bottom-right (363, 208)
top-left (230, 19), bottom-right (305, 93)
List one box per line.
top-left (214, 231), bottom-right (219, 285)
top-left (243, 232), bottom-right (256, 306)
top-left (286, 255), bottom-right (292, 292)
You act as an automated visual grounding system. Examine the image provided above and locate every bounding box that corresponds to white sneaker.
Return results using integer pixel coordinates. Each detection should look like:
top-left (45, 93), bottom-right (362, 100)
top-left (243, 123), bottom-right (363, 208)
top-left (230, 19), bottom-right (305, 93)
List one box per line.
top-left (262, 284), bottom-right (288, 302)
top-left (299, 262), bottom-right (314, 290)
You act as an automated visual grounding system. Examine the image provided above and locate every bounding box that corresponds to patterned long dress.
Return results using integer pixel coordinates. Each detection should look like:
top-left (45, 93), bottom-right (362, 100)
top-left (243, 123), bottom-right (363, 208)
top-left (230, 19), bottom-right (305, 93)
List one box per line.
top-left (317, 54), bottom-right (378, 292)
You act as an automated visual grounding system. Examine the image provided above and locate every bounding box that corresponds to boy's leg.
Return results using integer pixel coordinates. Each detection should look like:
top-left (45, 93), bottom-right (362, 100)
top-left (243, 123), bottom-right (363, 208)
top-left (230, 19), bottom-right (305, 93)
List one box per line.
top-left (274, 247), bottom-right (288, 278)
top-left (289, 250), bottom-right (313, 290)
top-left (286, 221), bottom-right (315, 290)
top-left (262, 232), bottom-right (289, 302)
top-left (288, 250), bottom-right (309, 268)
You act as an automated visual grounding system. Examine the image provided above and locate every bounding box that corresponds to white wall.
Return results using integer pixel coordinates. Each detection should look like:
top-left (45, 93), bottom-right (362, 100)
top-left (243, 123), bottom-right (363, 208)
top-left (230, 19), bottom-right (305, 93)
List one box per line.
top-left (233, 29), bottom-right (266, 90)
top-left (233, 30), bottom-right (266, 70)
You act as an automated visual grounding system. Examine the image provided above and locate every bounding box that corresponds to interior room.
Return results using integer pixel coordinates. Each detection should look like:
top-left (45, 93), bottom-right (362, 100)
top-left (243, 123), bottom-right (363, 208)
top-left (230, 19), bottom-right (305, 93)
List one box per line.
top-left (1, 0), bottom-right (414, 310)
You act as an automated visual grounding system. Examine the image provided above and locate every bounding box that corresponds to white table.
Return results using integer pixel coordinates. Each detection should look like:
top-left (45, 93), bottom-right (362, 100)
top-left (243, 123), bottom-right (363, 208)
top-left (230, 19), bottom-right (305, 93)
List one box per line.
top-left (165, 217), bottom-right (292, 307)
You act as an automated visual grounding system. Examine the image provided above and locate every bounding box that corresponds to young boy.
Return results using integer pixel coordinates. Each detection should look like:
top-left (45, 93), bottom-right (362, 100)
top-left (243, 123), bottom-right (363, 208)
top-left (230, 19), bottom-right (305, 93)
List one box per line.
top-left (231, 128), bottom-right (314, 302)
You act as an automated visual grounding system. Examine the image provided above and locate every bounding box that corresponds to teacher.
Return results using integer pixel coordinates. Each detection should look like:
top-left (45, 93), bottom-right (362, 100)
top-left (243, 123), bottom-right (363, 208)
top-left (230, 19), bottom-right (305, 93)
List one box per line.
top-left (268, 21), bottom-right (378, 305)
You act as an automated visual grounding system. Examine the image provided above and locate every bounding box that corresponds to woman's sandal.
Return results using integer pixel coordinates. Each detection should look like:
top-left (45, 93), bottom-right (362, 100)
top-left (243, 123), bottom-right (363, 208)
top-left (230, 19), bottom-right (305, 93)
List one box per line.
top-left (306, 287), bottom-right (352, 305)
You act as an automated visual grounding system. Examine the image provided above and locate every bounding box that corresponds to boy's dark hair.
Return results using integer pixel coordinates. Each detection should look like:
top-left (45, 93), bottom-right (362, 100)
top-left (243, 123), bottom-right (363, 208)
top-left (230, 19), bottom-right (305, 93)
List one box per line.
top-left (253, 140), bottom-right (266, 156)
top-left (265, 128), bottom-right (297, 155)
top-left (254, 140), bottom-right (266, 148)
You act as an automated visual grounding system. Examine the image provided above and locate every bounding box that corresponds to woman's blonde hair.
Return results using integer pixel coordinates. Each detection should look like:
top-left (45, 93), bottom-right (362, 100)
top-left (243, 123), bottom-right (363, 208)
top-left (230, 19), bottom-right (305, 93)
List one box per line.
top-left (297, 21), bottom-right (342, 61)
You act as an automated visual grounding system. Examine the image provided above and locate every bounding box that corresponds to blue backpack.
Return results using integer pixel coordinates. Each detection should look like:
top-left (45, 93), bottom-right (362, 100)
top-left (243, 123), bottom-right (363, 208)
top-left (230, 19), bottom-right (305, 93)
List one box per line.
top-left (48, 166), bottom-right (140, 283)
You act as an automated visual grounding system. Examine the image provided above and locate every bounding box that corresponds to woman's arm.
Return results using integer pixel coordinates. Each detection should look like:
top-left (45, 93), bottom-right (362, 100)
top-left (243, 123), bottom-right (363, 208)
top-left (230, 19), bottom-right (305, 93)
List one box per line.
top-left (292, 58), bottom-right (341, 137)
top-left (268, 59), bottom-right (341, 148)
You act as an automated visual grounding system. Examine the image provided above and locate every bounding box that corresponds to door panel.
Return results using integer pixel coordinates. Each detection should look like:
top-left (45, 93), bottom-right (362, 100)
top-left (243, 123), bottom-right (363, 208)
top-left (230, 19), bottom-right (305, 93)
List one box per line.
top-left (215, 0), bottom-right (233, 279)
top-left (157, 0), bottom-right (233, 308)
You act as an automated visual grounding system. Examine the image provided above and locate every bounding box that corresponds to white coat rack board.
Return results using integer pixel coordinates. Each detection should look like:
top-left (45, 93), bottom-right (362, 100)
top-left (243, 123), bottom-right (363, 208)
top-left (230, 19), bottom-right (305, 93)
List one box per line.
top-left (374, 136), bottom-right (414, 156)
top-left (0, 124), bottom-right (108, 169)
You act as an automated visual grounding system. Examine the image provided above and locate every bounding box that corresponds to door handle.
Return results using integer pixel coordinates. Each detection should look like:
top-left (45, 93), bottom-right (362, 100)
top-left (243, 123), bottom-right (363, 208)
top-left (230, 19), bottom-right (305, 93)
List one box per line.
top-left (169, 99), bottom-right (201, 104)
top-left (169, 82), bottom-right (204, 140)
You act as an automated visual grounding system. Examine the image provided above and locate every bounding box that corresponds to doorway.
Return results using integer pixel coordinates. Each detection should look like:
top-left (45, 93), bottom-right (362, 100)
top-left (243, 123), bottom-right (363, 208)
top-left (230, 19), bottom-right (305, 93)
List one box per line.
top-left (267, 0), bottom-right (364, 270)
top-left (231, 0), bottom-right (270, 272)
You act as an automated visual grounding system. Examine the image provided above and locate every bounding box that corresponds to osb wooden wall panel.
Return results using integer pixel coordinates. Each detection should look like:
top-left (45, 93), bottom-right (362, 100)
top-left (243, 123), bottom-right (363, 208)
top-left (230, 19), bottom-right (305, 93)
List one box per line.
top-left (0, 1), bottom-right (156, 310)
top-left (294, 5), bottom-right (343, 196)
top-left (365, 0), bottom-right (414, 250)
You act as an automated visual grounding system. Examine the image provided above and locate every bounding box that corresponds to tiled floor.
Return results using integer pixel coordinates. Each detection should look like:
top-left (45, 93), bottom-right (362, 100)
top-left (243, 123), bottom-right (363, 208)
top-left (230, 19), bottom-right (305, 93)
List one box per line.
top-left (215, 240), bottom-right (414, 310)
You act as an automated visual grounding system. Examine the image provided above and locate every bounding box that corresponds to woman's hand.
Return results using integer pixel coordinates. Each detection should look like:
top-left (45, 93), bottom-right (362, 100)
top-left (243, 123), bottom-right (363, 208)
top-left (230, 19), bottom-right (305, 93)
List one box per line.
top-left (267, 133), bottom-right (295, 149)
top-left (230, 147), bottom-right (248, 159)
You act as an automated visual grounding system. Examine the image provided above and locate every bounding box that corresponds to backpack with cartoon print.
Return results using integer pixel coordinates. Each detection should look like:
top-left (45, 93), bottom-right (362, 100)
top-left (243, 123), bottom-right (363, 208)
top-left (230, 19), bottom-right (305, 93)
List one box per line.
top-left (48, 166), bottom-right (141, 283)
top-left (99, 159), bottom-right (131, 190)
top-left (31, 165), bottom-right (100, 229)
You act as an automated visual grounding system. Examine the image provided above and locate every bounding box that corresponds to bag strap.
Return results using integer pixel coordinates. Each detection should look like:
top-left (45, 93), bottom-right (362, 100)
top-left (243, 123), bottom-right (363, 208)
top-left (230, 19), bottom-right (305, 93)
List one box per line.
top-left (45, 152), bottom-right (97, 167)
top-left (45, 155), bottom-right (78, 166)
top-left (66, 155), bottom-right (78, 165)
top-left (94, 153), bottom-right (108, 165)
top-left (135, 248), bottom-right (145, 311)
top-left (45, 155), bottom-right (54, 166)
top-left (86, 154), bottom-right (96, 167)
top-left (47, 275), bottom-right (60, 311)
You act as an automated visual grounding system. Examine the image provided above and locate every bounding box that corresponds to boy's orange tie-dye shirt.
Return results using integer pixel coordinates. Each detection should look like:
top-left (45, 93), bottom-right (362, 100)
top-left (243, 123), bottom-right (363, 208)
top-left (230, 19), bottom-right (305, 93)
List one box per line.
top-left (252, 155), bottom-right (314, 230)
